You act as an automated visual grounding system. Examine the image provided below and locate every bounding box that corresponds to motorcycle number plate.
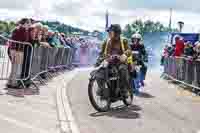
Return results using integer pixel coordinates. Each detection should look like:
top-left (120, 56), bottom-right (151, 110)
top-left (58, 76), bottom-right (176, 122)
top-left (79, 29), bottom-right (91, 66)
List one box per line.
top-left (109, 77), bottom-right (118, 80)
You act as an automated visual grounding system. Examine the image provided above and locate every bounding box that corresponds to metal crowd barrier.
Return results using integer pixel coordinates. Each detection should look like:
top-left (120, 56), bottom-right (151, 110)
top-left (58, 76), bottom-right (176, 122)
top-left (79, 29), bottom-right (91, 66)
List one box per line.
top-left (0, 35), bottom-right (75, 89)
top-left (0, 35), bottom-right (33, 88)
top-left (163, 56), bottom-right (200, 90)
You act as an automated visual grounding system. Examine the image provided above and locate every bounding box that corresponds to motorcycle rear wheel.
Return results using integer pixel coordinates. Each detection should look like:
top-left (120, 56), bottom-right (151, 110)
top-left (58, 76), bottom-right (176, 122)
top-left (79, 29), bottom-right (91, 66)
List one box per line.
top-left (88, 79), bottom-right (111, 112)
top-left (123, 88), bottom-right (133, 106)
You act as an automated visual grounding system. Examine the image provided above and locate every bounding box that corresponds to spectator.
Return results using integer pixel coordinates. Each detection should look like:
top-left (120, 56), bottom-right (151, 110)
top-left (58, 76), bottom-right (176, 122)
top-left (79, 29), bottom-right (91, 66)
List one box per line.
top-left (41, 25), bottom-right (49, 41)
top-left (7, 18), bottom-right (31, 88)
top-left (29, 24), bottom-right (40, 46)
top-left (184, 41), bottom-right (194, 57)
top-left (48, 31), bottom-right (63, 48)
top-left (39, 25), bottom-right (51, 48)
top-left (168, 44), bottom-right (175, 56)
top-left (59, 33), bottom-right (70, 48)
top-left (65, 37), bottom-right (75, 49)
top-left (31, 23), bottom-right (43, 47)
top-left (80, 40), bottom-right (89, 66)
top-left (194, 42), bottom-right (200, 59)
top-left (31, 23), bottom-right (50, 47)
top-left (47, 31), bottom-right (55, 47)
top-left (161, 44), bottom-right (170, 65)
top-left (174, 36), bottom-right (184, 57)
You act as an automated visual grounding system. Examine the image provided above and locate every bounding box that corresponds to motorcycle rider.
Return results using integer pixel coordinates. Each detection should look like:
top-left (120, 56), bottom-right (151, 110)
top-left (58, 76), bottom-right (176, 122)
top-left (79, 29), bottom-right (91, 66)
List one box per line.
top-left (130, 33), bottom-right (148, 87)
top-left (95, 24), bottom-right (132, 98)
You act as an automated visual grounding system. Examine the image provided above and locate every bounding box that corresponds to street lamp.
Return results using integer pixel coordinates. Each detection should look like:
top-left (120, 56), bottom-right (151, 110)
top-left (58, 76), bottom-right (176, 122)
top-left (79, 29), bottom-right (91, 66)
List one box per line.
top-left (178, 21), bottom-right (184, 32)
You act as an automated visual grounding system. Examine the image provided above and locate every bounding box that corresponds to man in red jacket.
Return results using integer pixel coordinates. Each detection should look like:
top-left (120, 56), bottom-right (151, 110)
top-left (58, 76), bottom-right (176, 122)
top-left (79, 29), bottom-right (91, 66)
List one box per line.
top-left (174, 36), bottom-right (184, 57)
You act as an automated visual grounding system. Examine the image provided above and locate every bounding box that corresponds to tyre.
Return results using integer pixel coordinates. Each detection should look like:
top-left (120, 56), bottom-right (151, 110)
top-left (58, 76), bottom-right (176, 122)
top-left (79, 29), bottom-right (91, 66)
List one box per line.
top-left (123, 86), bottom-right (133, 106)
top-left (88, 79), bottom-right (111, 112)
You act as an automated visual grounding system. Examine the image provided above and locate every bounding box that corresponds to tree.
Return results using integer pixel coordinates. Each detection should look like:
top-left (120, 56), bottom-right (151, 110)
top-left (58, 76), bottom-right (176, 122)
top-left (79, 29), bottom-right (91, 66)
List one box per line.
top-left (0, 23), bottom-right (5, 33)
top-left (0, 21), bottom-right (15, 35)
top-left (134, 20), bottom-right (144, 33)
top-left (0, 20), bottom-right (96, 38)
top-left (41, 20), bottom-right (90, 35)
top-left (144, 20), bottom-right (154, 33)
top-left (124, 24), bottom-right (134, 38)
top-left (5, 22), bottom-right (16, 34)
top-left (123, 19), bottom-right (178, 38)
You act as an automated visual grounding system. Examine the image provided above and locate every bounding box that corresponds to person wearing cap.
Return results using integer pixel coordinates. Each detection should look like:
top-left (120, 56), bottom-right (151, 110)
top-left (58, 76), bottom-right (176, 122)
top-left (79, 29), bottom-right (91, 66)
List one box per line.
top-left (95, 24), bottom-right (132, 98)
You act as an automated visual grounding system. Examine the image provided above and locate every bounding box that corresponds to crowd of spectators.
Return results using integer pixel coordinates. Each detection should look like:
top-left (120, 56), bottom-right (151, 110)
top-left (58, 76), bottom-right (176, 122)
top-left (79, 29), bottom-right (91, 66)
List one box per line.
top-left (5, 18), bottom-right (100, 90)
top-left (161, 35), bottom-right (200, 65)
top-left (9, 18), bottom-right (86, 50)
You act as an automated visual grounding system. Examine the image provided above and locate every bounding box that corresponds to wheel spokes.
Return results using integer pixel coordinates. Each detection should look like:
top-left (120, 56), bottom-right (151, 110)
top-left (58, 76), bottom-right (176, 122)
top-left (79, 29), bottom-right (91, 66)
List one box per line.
top-left (92, 80), bottom-right (109, 108)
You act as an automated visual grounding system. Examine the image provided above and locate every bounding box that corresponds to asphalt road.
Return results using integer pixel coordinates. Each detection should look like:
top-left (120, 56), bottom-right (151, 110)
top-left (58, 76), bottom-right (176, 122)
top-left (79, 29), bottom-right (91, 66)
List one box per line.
top-left (66, 69), bottom-right (200, 133)
top-left (0, 78), bottom-right (60, 133)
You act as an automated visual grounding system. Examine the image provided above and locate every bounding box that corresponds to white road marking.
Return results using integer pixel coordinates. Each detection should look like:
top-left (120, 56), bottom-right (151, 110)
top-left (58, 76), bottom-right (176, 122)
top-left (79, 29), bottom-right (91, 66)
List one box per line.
top-left (62, 70), bottom-right (80, 133)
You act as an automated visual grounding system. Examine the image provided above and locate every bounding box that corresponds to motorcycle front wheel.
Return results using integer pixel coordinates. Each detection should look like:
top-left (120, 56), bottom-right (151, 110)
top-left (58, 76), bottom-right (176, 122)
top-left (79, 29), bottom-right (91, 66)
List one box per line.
top-left (88, 79), bottom-right (111, 112)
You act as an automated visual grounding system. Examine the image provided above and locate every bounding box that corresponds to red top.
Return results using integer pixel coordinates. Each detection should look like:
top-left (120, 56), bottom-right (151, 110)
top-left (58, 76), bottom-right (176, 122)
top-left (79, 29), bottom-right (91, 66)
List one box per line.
top-left (174, 39), bottom-right (184, 57)
top-left (10, 27), bottom-right (30, 51)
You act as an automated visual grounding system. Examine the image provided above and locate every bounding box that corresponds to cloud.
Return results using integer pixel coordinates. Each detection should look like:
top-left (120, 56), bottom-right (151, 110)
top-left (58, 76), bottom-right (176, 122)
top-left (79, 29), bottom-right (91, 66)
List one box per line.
top-left (52, 1), bottom-right (83, 16)
top-left (106, 0), bottom-right (200, 12)
top-left (0, 0), bottom-right (200, 32)
top-left (0, 0), bottom-right (34, 10)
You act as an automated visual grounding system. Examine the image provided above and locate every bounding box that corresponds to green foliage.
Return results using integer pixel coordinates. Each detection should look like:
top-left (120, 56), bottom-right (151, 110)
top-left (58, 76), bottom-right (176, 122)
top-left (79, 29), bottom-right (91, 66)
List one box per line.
top-left (0, 20), bottom-right (91, 37)
top-left (0, 21), bottom-right (16, 35)
top-left (123, 19), bottom-right (178, 38)
top-left (41, 21), bottom-right (89, 35)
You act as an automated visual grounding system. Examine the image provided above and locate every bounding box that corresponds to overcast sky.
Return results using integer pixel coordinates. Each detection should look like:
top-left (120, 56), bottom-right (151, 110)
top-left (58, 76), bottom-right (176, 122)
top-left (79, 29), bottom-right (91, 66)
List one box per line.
top-left (0, 0), bottom-right (200, 32)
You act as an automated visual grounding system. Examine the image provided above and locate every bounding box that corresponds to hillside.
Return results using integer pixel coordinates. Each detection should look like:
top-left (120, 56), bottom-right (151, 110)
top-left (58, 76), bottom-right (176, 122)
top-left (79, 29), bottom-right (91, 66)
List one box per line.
top-left (41, 21), bottom-right (90, 35)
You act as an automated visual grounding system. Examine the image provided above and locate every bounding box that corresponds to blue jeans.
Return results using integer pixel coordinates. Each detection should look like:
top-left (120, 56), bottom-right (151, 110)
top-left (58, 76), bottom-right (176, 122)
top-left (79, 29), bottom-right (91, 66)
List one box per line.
top-left (140, 71), bottom-right (145, 83)
top-left (132, 70), bottom-right (141, 94)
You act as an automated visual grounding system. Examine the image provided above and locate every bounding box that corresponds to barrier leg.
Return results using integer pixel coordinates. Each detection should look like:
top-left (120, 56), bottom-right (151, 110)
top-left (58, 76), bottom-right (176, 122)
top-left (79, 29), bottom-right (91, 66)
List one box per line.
top-left (46, 72), bottom-right (53, 79)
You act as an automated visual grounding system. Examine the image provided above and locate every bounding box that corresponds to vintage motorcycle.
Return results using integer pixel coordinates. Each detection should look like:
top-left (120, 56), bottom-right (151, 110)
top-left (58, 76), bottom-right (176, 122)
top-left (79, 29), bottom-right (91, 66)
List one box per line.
top-left (88, 55), bottom-right (133, 112)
